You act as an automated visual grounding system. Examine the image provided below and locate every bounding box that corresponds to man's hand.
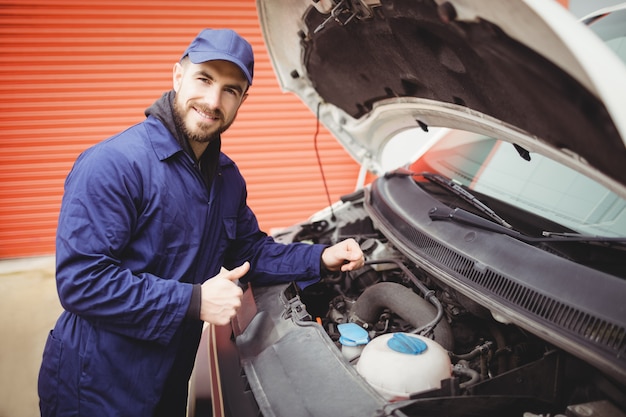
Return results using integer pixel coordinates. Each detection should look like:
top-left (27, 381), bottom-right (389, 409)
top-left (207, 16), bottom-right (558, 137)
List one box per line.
top-left (199, 262), bottom-right (249, 325)
top-left (321, 238), bottom-right (365, 272)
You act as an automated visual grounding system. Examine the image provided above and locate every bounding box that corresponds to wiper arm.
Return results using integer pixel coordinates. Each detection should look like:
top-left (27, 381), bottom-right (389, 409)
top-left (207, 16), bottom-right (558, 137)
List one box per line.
top-left (386, 169), bottom-right (626, 246)
top-left (430, 206), bottom-right (626, 246)
top-left (541, 231), bottom-right (626, 244)
top-left (386, 169), bottom-right (512, 228)
top-left (429, 206), bottom-right (535, 242)
top-left (421, 172), bottom-right (513, 229)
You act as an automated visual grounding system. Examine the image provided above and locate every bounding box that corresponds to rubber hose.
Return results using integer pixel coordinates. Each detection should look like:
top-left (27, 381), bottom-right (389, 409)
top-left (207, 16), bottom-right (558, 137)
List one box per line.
top-left (350, 282), bottom-right (454, 350)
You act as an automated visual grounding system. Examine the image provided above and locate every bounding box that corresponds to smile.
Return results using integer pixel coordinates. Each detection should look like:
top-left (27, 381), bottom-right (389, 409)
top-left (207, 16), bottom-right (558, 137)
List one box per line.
top-left (194, 107), bottom-right (220, 121)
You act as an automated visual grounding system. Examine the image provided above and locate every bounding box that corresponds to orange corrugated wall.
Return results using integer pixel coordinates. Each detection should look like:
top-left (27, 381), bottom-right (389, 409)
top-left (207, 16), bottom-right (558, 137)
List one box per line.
top-left (0, 0), bottom-right (361, 258)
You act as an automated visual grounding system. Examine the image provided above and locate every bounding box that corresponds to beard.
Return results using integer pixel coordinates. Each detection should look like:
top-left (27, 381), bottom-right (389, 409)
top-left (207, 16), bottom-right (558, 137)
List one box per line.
top-left (173, 95), bottom-right (235, 145)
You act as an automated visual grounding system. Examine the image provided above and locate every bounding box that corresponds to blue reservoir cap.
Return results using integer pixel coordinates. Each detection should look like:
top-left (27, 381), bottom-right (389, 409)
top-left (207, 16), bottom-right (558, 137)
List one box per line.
top-left (338, 323), bottom-right (370, 347)
top-left (387, 333), bottom-right (428, 355)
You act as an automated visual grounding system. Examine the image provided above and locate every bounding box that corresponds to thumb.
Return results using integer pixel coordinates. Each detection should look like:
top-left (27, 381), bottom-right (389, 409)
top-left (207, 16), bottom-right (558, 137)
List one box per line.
top-left (224, 261), bottom-right (250, 282)
top-left (343, 239), bottom-right (359, 257)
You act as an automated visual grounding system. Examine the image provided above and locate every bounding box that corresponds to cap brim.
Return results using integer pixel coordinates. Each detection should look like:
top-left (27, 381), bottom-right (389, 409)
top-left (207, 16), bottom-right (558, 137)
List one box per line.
top-left (187, 51), bottom-right (253, 85)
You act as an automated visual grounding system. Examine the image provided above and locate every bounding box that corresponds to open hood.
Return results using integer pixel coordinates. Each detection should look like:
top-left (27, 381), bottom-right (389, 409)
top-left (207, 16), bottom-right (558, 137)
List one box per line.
top-left (257, 0), bottom-right (626, 197)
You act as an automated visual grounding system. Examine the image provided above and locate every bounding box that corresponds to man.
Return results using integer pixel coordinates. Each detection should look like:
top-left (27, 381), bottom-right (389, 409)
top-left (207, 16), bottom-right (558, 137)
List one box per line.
top-left (38, 28), bottom-right (364, 417)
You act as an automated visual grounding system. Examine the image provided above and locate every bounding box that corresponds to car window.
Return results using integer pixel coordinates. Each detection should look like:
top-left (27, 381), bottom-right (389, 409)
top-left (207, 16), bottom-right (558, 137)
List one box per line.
top-left (380, 127), bottom-right (443, 172)
top-left (410, 132), bottom-right (626, 237)
top-left (585, 6), bottom-right (626, 64)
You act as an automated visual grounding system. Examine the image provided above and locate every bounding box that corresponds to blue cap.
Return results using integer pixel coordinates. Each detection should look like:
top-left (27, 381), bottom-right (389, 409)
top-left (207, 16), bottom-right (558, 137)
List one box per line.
top-left (338, 323), bottom-right (370, 347)
top-left (181, 28), bottom-right (254, 85)
top-left (387, 333), bottom-right (428, 355)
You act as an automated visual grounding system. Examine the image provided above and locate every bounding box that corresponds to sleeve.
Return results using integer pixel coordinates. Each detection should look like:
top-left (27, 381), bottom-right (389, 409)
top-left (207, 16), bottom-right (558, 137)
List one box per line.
top-left (221, 171), bottom-right (327, 288)
top-left (55, 144), bottom-right (193, 345)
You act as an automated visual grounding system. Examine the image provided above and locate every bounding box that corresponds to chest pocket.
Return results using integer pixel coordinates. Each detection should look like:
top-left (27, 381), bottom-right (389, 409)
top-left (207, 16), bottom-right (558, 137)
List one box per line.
top-left (213, 216), bottom-right (237, 266)
top-left (222, 216), bottom-right (237, 241)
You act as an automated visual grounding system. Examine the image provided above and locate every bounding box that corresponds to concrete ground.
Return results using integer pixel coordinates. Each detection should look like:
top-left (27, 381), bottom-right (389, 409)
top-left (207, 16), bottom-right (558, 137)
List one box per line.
top-left (0, 256), bottom-right (60, 417)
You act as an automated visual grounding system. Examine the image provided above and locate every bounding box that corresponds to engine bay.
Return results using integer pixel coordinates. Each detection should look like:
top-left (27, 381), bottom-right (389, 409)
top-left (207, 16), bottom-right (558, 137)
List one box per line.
top-left (273, 187), bottom-right (626, 417)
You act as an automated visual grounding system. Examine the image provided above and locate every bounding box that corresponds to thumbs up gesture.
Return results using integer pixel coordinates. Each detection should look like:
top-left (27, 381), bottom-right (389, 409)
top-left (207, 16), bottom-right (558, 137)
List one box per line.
top-left (200, 262), bottom-right (250, 325)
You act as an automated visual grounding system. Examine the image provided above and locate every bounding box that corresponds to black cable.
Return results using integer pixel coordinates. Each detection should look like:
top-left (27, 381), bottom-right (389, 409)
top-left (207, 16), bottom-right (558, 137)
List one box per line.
top-left (314, 101), bottom-right (336, 221)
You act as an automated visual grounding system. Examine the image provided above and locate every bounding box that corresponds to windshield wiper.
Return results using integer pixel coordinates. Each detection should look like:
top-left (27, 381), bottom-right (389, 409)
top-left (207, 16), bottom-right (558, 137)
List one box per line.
top-left (385, 168), bottom-right (626, 246)
top-left (430, 206), bottom-right (626, 246)
top-left (541, 231), bottom-right (626, 244)
top-left (386, 169), bottom-right (513, 229)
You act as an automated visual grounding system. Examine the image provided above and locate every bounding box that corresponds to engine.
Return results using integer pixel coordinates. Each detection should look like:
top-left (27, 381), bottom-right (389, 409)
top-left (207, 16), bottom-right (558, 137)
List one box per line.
top-left (272, 191), bottom-right (626, 416)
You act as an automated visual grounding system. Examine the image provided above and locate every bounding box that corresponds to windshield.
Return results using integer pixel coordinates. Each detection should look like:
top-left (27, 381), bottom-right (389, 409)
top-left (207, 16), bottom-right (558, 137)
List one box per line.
top-left (584, 5), bottom-right (626, 65)
top-left (409, 131), bottom-right (626, 238)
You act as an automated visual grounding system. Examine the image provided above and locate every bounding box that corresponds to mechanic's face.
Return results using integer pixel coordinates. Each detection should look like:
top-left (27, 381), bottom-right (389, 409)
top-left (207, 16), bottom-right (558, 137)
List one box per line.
top-left (173, 59), bottom-right (248, 153)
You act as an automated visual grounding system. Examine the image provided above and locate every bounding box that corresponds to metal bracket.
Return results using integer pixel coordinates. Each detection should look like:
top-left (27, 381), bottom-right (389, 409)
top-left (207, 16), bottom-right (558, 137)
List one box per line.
top-left (314, 0), bottom-right (375, 33)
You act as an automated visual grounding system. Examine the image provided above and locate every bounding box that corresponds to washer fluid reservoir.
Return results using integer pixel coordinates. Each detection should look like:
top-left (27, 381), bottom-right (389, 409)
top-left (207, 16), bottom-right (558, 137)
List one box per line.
top-left (355, 332), bottom-right (451, 401)
top-left (338, 323), bottom-right (370, 362)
